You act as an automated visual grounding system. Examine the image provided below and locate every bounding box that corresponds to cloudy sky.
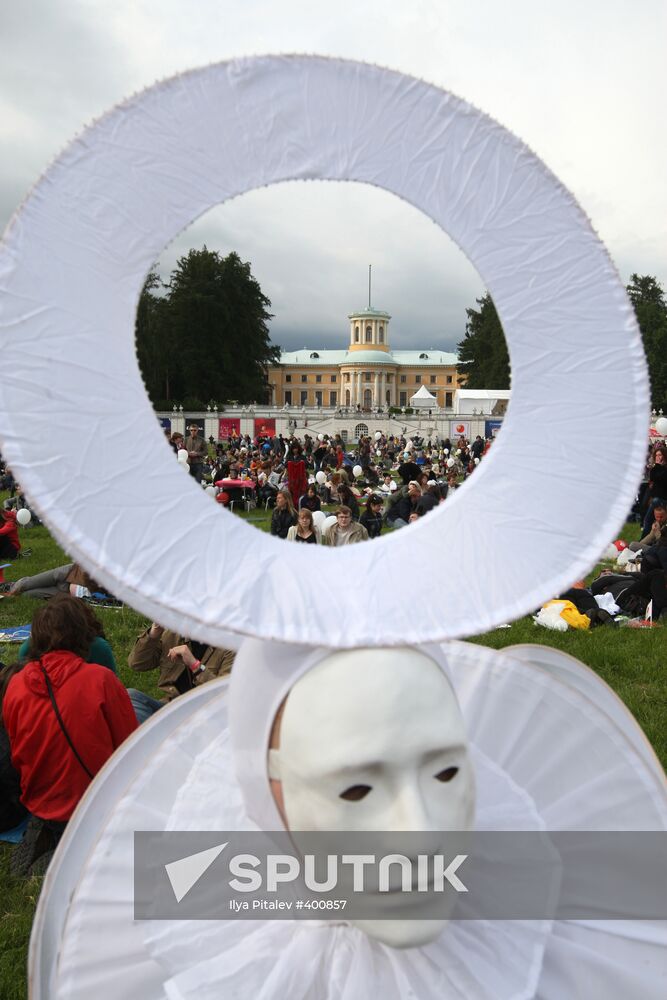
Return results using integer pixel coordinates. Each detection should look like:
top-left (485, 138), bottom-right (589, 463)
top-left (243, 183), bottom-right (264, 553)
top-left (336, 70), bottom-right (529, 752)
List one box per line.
top-left (1, 0), bottom-right (664, 353)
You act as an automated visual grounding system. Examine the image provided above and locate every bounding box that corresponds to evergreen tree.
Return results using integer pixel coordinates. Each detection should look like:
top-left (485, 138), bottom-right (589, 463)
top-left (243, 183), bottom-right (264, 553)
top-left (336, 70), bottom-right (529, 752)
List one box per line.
top-left (456, 293), bottom-right (510, 389)
top-left (135, 248), bottom-right (278, 406)
top-left (135, 269), bottom-right (173, 407)
top-left (626, 274), bottom-right (667, 411)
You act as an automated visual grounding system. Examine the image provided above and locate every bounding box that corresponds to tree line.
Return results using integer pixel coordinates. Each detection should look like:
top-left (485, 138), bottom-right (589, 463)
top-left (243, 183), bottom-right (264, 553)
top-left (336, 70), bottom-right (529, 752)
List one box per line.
top-left (136, 247), bottom-right (279, 410)
top-left (136, 250), bottom-right (667, 413)
top-left (456, 274), bottom-right (667, 411)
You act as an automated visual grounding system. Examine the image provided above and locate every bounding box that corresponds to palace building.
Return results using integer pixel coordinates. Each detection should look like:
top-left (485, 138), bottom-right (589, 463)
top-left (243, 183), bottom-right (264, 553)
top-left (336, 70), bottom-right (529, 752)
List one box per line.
top-left (267, 306), bottom-right (459, 410)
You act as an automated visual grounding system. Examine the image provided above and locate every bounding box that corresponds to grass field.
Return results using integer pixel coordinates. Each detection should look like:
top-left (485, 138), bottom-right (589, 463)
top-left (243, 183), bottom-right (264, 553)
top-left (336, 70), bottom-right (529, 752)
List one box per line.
top-left (0, 503), bottom-right (665, 999)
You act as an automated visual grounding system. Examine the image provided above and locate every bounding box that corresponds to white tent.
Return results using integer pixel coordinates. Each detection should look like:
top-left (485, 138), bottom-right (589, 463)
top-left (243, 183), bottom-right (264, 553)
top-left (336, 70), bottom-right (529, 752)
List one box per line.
top-left (455, 389), bottom-right (511, 415)
top-left (410, 384), bottom-right (438, 408)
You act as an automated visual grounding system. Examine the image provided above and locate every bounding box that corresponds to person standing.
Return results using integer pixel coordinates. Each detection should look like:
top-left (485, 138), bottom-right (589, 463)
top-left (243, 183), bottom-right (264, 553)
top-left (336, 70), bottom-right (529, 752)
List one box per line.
top-left (286, 442), bottom-right (307, 508)
top-left (184, 423), bottom-right (207, 483)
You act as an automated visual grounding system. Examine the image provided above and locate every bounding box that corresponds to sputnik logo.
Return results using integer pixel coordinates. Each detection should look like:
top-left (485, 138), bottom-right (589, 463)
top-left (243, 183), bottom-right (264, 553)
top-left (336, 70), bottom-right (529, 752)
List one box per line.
top-left (165, 842), bottom-right (228, 902)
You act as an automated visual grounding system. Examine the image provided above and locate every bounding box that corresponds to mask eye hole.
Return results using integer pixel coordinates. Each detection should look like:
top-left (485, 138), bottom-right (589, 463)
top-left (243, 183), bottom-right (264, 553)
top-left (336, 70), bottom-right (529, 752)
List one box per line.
top-left (435, 766), bottom-right (459, 783)
top-left (339, 784), bottom-right (372, 801)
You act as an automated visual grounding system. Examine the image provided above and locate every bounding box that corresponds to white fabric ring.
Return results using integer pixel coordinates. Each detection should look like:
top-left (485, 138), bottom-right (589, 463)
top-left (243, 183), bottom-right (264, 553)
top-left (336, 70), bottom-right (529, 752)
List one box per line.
top-left (0, 56), bottom-right (649, 647)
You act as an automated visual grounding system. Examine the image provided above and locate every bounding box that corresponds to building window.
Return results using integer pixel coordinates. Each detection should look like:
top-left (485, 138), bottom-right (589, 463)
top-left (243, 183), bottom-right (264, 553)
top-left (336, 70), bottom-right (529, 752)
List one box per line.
top-left (365, 326), bottom-right (372, 342)
top-left (379, 325), bottom-right (384, 343)
top-left (285, 374), bottom-right (291, 383)
top-left (386, 373), bottom-right (392, 383)
top-left (354, 325), bottom-right (359, 342)
top-left (400, 374), bottom-right (406, 384)
top-left (301, 374), bottom-right (307, 383)
top-left (363, 388), bottom-right (372, 409)
top-left (399, 391), bottom-right (407, 406)
top-left (363, 371), bottom-right (371, 381)
top-left (345, 372), bottom-right (350, 382)
top-left (430, 375), bottom-right (436, 384)
top-left (331, 374), bottom-right (337, 383)
top-left (341, 429), bottom-right (348, 443)
top-left (415, 375), bottom-right (421, 383)
top-left (284, 390), bottom-right (292, 405)
top-left (329, 390), bottom-right (337, 406)
top-left (345, 389), bottom-right (351, 406)
top-left (315, 391), bottom-right (323, 406)
top-left (446, 375), bottom-right (453, 384)
top-left (300, 390), bottom-right (308, 405)
top-left (445, 391), bottom-right (453, 408)
top-left (310, 351), bottom-right (320, 359)
top-left (419, 352), bottom-right (429, 360)
top-left (355, 422), bottom-right (369, 439)
top-left (315, 374), bottom-right (322, 383)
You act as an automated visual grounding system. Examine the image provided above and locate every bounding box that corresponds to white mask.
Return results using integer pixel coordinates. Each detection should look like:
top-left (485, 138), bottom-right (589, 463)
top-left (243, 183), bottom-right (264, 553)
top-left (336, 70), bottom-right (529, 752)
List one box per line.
top-left (268, 647), bottom-right (476, 948)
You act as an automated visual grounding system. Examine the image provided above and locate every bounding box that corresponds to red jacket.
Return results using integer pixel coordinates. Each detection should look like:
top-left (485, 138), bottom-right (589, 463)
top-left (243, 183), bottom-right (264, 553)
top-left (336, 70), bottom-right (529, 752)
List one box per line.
top-left (3, 651), bottom-right (138, 821)
top-left (0, 510), bottom-right (20, 552)
top-left (287, 458), bottom-right (307, 507)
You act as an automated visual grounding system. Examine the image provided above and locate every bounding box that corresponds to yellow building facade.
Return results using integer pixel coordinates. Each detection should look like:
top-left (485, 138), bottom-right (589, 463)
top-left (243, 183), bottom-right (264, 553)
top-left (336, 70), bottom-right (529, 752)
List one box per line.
top-left (267, 307), bottom-right (459, 410)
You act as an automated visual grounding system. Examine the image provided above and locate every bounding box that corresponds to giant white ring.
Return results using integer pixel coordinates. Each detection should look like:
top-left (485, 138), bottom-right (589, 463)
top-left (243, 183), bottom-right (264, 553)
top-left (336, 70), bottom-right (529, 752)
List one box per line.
top-left (0, 56), bottom-right (649, 647)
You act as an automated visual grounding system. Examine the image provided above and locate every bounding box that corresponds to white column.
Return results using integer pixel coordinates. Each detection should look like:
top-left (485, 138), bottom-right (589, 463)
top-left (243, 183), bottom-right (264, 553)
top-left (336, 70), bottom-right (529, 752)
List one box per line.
top-left (357, 371), bottom-right (362, 406)
top-left (373, 372), bottom-right (379, 407)
top-left (380, 370), bottom-right (385, 406)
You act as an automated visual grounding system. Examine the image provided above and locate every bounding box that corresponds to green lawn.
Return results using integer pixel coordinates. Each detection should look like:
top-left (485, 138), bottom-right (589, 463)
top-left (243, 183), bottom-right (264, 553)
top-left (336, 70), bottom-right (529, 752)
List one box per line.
top-left (0, 504), bottom-right (664, 999)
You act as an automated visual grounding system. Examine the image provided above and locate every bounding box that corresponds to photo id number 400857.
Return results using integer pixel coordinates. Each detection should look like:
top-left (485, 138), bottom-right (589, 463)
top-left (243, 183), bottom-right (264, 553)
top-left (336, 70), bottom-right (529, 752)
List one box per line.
top-left (228, 899), bottom-right (347, 912)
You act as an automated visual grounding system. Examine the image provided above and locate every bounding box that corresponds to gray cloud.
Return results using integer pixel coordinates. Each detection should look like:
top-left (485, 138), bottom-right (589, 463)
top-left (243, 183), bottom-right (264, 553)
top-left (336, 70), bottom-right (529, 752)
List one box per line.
top-left (1, 0), bottom-right (665, 357)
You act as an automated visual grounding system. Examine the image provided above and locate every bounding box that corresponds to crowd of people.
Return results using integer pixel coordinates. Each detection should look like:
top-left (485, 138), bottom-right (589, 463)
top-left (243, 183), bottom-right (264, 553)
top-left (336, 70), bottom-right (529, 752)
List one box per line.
top-left (0, 431), bottom-right (665, 874)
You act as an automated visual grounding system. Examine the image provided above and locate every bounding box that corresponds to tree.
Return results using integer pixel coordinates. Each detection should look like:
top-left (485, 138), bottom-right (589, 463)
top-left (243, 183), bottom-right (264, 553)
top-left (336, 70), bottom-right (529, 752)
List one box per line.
top-left (135, 269), bottom-right (173, 407)
top-left (135, 248), bottom-right (279, 406)
top-left (626, 274), bottom-right (667, 411)
top-left (456, 293), bottom-right (510, 389)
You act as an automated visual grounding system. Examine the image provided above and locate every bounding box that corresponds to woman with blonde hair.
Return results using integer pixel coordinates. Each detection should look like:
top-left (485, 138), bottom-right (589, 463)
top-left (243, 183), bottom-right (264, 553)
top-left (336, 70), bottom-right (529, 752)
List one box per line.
top-left (286, 507), bottom-right (320, 544)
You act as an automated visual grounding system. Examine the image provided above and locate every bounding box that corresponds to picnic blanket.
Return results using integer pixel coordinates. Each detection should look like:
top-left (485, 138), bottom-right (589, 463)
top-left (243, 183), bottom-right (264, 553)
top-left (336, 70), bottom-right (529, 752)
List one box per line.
top-left (0, 624), bottom-right (31, 643)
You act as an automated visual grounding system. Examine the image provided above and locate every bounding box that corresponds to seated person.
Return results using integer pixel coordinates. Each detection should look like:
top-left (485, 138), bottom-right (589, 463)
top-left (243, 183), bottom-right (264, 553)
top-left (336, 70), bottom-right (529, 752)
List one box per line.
top-left (128, 622), bottom-right (235, 706)
top-left (0, 508), bottom-right (20, 560)
top-left (270, 490), bottom-right (297, 538)
top-left (359, 494), bottom-right (384, 539)
top-left (3, 596), bottom-right (137, 874)
top-left (18, 600), bottom-right (117, 673)
top-left (323, 506), bottom-right (369, 546)
top-left (386, 481), bottom-right (422, 529)
top-left (379, 472), bottom-right (398, 495)
top-left (299, 484), bottom-right (321, 512)
top-left (414, 482), bottom-right (439, 517)
top-left (0, 663), bottom-right (28, 833)
top-left (286, 508), bottom-right (321, 544)
top-left (629, 501), bottom-right (666, 552)
top-left (337, 484), bottom-right (360, 521)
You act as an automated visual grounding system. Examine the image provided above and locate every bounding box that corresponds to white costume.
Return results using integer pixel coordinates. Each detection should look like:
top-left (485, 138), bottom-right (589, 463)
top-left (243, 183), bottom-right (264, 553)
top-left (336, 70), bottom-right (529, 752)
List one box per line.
top-left (30, 640), bottom-right (667, 999)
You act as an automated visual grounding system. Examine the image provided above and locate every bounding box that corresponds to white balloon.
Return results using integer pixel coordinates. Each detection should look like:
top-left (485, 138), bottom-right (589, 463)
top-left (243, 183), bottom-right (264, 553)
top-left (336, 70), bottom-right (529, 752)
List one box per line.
top-left (317, 433), bottom-right (324, 441)
top-left (353, 465), bottom-right (363, 478)
top-left (323, 514), bottom-right (338, 536)
top-left (444, 449), bottom-right (449, 455)
top-left (311, 510), bottom-right (326, 530)
top-left (447, 458), bottom-right (455, 468)
top-left (456, 449), bottom-right (462, 456)
top-left (16, 507), bottom-right (31, 525)
top-left (177, 449), bottom-right (188, 463)
top-left (315, 471), bottom-right (326, 484)
top-left (205, 486), bottom-right (217, 497)
top-left (374, 431), bottom-right (382, 440)
top-left (655, 417), bottom-right (667, 436)
top-left (474, 457), bottom-right (480, 465)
